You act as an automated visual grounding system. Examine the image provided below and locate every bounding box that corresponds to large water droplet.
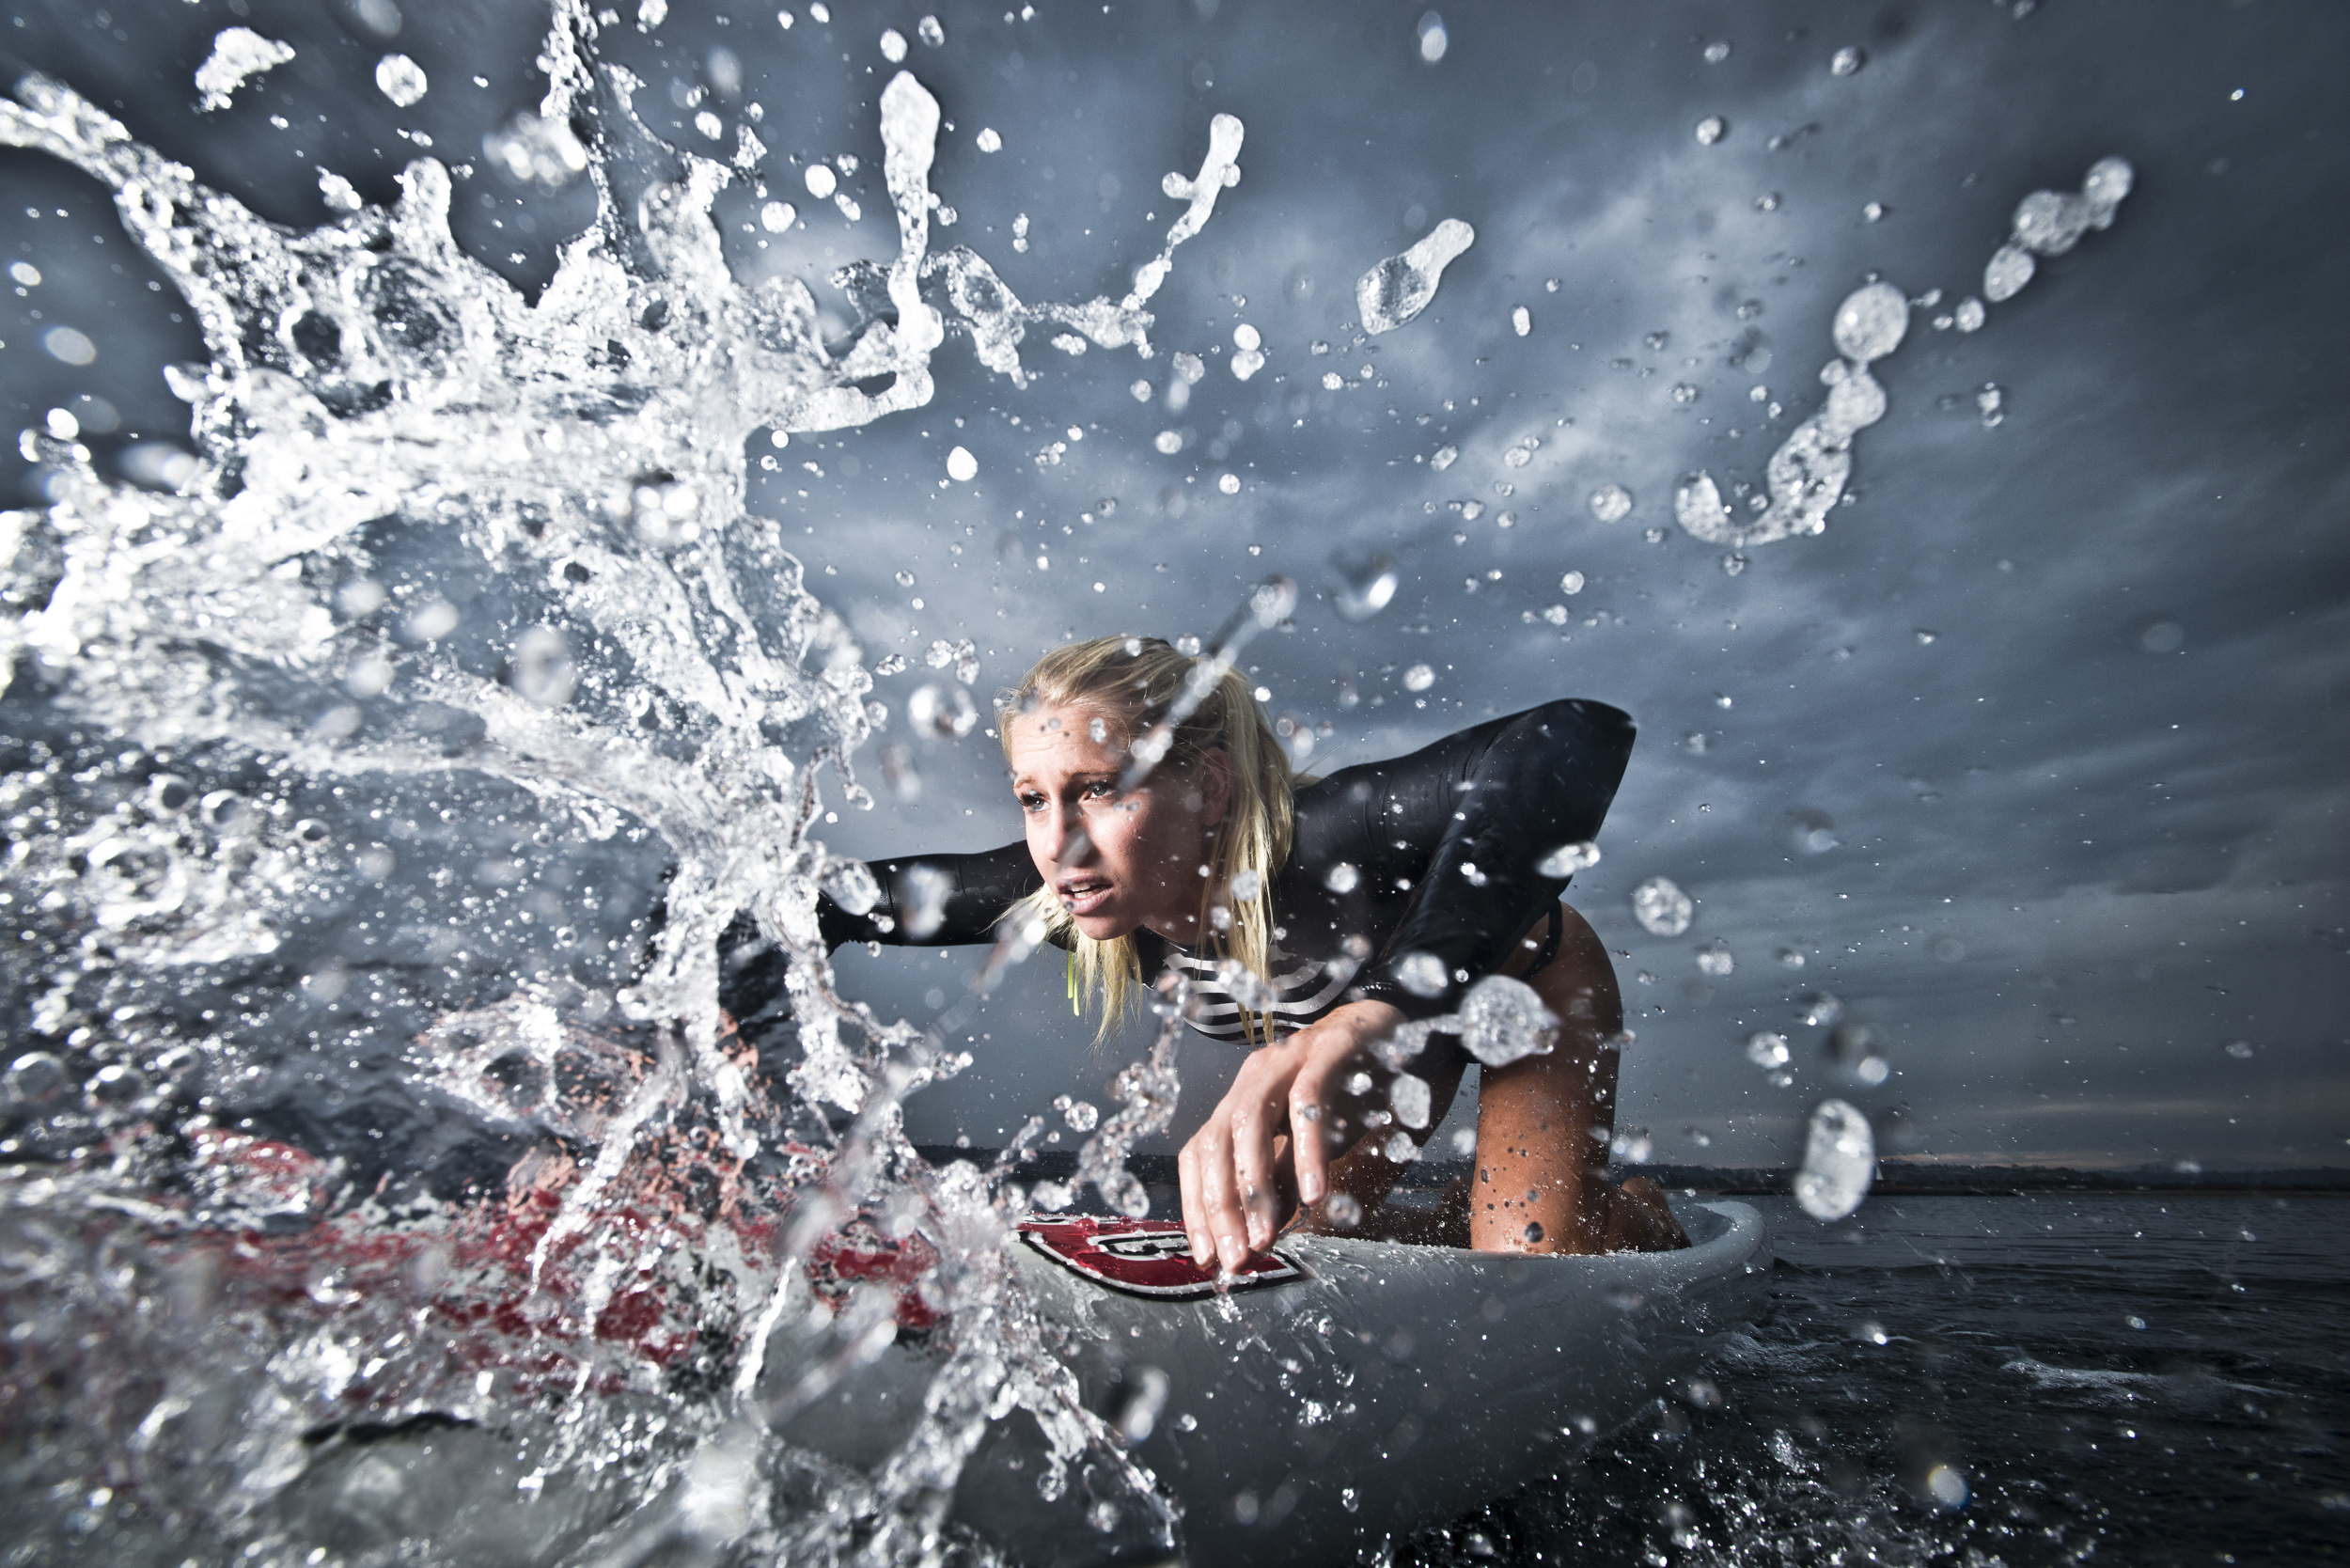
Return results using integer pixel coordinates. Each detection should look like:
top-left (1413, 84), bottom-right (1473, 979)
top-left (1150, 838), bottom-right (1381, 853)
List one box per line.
top-left (1794, 1100), bottom-right (1874, 1221)
top-left (1356, 217), bottom-right (1475, 334)
top-left (1831, 281), bottom-right (1909, 364)
top-left (1983, 243), bottom-right (2035, 303)
top-left (1632, 877), bottom-right (1693, 937)
top-left (1589, 483), bottom-right (1633, 523)
top-left (1416, 11), bottom-right (1448, 63)
top-left (374, 53), bottom-right (428, 108)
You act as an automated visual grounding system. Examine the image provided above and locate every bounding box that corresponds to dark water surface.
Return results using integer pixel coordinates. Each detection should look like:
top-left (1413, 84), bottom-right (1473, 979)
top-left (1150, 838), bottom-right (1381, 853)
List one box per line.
top-left (1388, 1194), bottom-right (2350, 1568)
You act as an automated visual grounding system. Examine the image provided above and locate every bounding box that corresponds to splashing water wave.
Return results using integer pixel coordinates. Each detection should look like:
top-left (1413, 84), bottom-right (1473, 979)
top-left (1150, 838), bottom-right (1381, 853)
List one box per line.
top-left (0, 1), bottom-right (1247, 1557)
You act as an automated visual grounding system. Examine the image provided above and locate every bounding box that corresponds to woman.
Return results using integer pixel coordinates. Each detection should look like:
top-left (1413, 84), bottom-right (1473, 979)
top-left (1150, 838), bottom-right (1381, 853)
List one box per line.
top-left (806, 635), bottom-right (1684, 1274)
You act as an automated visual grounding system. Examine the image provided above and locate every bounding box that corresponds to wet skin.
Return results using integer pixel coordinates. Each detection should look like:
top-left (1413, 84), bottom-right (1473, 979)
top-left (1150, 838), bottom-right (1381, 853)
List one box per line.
top-left (1003, 704), bottom-right (1684, 1276)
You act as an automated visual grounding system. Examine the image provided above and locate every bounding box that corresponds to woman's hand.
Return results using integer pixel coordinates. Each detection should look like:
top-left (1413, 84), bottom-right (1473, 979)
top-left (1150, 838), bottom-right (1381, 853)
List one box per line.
top-left (1177, 998), bottom-right (1405, 1273)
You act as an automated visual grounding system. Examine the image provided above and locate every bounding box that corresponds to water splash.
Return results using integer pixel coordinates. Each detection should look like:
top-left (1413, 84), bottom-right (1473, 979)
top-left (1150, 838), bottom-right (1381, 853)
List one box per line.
top-left (0, 4), bottom-right (1252, 1554)
top-left (1675, 162), bottom-right (2130, 552)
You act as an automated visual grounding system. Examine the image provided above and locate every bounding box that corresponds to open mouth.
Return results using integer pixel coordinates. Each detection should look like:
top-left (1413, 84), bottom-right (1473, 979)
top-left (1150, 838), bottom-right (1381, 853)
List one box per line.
top-left (1058, 877), bottom-right (1113, 917)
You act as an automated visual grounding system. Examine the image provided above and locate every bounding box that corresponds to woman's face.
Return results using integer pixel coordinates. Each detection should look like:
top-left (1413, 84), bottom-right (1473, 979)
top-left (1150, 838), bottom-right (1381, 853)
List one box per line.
top-left (1006, 702), bottom-right (1230, 944)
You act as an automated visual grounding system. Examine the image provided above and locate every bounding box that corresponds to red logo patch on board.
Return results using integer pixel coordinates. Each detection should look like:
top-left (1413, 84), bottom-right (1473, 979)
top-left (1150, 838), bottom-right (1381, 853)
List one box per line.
top-left (1018, 1215), bottom-right (1303, 1299)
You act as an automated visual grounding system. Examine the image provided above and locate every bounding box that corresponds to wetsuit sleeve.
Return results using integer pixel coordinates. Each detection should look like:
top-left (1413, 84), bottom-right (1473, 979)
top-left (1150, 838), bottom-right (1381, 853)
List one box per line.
top-left (719, 841), bottom-right (1042, 1025)
top-left (1348, 698), bottom-right (1636, 1020)
top-left (813, 840), bottom-right (1043, 949)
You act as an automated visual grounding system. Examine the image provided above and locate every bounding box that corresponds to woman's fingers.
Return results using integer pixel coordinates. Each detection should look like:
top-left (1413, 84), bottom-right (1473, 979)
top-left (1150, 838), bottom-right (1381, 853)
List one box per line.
top-left (1177, 1140), bottom-right (1212, 1264)
top-left (1188, 1106), bottom-right (1252, 1272)
top-left (1229, 1069), bottom-right (1289, 1255)
top-left (1288, 1050), bottom-right (1339, 1206)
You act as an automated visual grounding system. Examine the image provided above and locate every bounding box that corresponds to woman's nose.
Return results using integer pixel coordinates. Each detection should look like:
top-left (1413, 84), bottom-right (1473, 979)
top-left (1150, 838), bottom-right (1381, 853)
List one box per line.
top-left (1043, 805), bottom-right (1093, 868)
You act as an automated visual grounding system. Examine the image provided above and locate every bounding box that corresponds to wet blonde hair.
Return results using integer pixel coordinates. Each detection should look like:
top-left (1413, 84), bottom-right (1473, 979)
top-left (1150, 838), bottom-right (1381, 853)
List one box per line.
top-left (1000, 635), bottom-right (1293, 1043)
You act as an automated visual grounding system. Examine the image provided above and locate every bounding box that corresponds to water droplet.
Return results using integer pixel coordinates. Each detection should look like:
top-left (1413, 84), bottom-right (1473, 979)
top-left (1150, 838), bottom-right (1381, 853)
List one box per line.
top-left (1976, 384), bottom-right (2003, 427)
top-left (509, 626), bottom-right (577, 707)
top-left (1538, 841), bottom-right (1600, 877)
top-left (41, 326), bottom-right (96, 367)
top-left (1671, 383), bottom-right (1700, 405)
top-left (1356, 217), bottom-right (1475, 335)
top-left (1588, 483), bottom-right (1633, 523)
top-left (1703, 40), bottom-right (1731, 63)
top-left (1511, 305), bottom-right (1531, 336)
top-left (1794, 1099), bottom-right (1874, 1220)
top-left (804, 163), bottom-right (838, 198)
top-left (1695, 116), bottom-right (1727, 146)
top-left (760, 199), bottom-right (797, 231)
top-left (1746, 1031), bottom-right (1791, 1069)
top-left (1401, 664), bottom-right (1436, 694)
top-left (879, 27), bottom-right (907, 61)
top-left (1695, 942), bottom-right (1733, 977)
top-left (1861, 200), bottom-right (1885, 223)
top-left (1559, 570), bottom-right (1586, 594)
top-left (1388, 1072), bottom-right (1431, 1128)
top-left (1983, 243), bottom-right (2035, 303)
top-left (1394, 951), bottom-right (1448, 997)
top-left (1429, 444), bottom-right (1459, 471)
top-left (1831, 281), bottom-right (1909, 365)
top-left (945, 446), bottom-right (978, 482)
top-left (1415, 10), bottom-right (1448, 63)
top-left (404, 598), bottom-right (459, 642)
top-left (483, 111), bottom-right (590, 190)
top-left (1829, 45), bottom-right (1865, 75)
top-left (975, 126), bottom-right (1002, 153)
top-left (1953, 295), bottom-right (1985, 332)
top-left (374, 54), bottom-right (428, 108)
top-left (1633, 877), bottom-right (1694, 937)
top-left (195, 27), bottom-right (298, 112)
top-left (1325, 1192), bottom-right (1362, 1228)
top-left (2224, 1040), bottom-right (2254, 1059)
top-left (916, 14), bottom-right (945, 45)
top-left (908, 682), bottom-right (979, 739)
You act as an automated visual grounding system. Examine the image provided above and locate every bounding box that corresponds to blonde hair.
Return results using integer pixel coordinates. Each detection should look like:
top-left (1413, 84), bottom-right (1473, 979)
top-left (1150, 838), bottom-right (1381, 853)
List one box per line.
top-left (999, 635), bottom-right (1293, 1043)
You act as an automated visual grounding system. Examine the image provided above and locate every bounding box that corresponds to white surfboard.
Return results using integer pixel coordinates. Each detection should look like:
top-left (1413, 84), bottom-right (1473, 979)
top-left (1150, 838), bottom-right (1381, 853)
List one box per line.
top-left (772, 1199), bottom-right (1771, 1565)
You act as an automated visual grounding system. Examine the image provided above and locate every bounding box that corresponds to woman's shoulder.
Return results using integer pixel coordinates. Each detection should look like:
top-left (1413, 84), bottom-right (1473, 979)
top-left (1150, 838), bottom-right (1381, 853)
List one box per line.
top-left (1297, 698), bottom-right (1634, 792)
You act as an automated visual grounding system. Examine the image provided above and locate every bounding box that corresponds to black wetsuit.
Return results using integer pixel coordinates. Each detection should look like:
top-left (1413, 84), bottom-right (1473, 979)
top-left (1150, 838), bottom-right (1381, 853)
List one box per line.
top-left (760, 699), bottom-right (1634, 1056)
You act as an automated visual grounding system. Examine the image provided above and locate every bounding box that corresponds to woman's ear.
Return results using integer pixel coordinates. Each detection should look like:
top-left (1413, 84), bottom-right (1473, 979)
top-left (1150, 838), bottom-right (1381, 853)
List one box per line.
top-left (1198, 745), bottom-right (1234, 829)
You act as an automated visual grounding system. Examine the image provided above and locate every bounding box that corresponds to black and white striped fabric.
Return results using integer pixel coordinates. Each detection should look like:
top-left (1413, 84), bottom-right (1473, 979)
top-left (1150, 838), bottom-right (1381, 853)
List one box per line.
top-left (1160, 946), bottom-right (1358, 1043)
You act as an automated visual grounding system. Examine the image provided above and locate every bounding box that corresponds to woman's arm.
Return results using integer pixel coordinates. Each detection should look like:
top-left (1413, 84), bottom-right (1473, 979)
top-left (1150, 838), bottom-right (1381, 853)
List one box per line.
top-left (814, 840), bottom-right (1042, 949)
top-left (1347, 698), bottom-right (1635, 1021)
top-left (718, 841), bottom-right (1042, 1024)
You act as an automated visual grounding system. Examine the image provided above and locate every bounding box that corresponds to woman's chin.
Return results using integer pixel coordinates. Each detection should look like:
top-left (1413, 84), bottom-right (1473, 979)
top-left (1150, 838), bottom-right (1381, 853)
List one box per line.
top-left (1070, 910), bottom-right (1133, 943)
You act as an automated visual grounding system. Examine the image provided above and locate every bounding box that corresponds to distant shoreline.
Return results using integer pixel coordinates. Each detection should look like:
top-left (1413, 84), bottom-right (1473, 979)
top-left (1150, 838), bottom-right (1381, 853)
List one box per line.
top-left (915, 1147), bottom-right (2350, 1198)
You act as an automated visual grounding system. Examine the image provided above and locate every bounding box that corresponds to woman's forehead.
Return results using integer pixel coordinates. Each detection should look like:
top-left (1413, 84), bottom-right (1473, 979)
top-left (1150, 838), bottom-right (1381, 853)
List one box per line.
top-left (1007, 702), bottom-right (1122, 764)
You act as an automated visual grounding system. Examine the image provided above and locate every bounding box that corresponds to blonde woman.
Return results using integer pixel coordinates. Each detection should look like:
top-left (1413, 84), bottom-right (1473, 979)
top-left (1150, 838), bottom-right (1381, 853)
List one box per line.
top-left (809, 635), bottom-right (1684, 1274)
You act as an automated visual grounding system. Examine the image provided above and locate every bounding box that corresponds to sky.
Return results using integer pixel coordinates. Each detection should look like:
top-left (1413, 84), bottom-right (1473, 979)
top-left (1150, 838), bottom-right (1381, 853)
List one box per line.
top-left (4, 0), bottom-right (2345, 1169)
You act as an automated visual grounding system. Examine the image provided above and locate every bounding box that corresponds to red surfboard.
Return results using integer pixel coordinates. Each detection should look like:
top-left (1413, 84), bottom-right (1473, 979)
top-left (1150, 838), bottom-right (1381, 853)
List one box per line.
top-left (1016, 1215), bottom-right (1303, 1299)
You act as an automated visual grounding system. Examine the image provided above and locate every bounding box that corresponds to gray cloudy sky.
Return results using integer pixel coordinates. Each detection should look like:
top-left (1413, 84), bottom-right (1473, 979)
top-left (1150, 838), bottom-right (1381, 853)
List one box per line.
top-left (6, 0), bottom-right (2345, 1168)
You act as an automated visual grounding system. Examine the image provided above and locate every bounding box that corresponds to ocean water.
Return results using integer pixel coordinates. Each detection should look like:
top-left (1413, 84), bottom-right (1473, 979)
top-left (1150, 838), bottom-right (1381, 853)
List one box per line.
top-left (1388, 1194), bottom-right (2350, 1568)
